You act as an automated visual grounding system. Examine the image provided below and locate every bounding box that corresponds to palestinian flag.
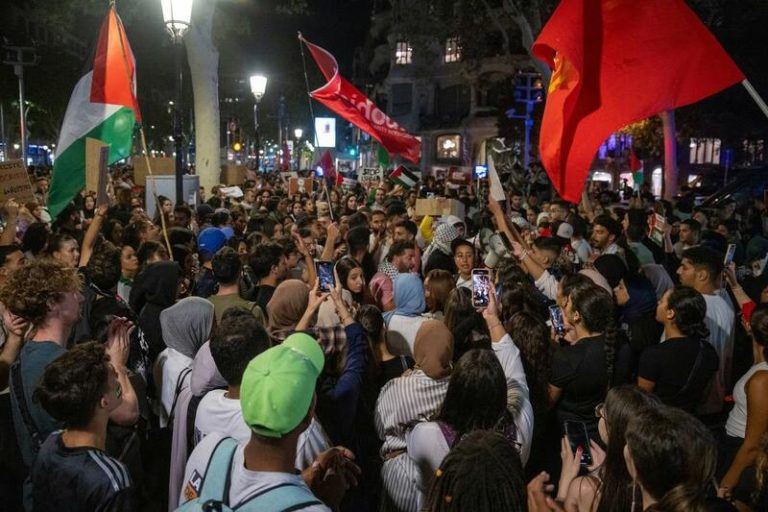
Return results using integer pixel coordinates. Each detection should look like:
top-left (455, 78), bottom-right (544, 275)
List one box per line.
top-left (390, 165), bottom-right (419, 189)
top-left (49, 5), bottom-right (140, 219)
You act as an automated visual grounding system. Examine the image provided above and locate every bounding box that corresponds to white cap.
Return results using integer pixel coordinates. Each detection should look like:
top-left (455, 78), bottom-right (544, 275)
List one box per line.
top-left (556, 222), bottom-right (574, 239)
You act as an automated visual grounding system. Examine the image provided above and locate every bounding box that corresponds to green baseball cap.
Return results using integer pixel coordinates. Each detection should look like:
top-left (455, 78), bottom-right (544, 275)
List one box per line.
top-left (240, 333), bottom-right (325, 438)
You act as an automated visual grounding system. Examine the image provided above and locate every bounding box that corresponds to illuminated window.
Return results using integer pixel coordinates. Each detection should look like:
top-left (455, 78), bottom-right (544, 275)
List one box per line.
top-left (436, 134), bottom-right (461, 160)
top-left (395, 41), bottom-right (412, 65)
top-left (444, 37), bottom-right (461, 63)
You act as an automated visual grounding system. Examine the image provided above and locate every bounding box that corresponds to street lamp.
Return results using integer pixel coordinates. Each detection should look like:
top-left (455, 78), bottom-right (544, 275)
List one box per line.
top-left (249, 74), bottom-right (267, 171)
top-left (294, 128), bottom-right (303, 170)
top-left (161, 0), bottom-right (193, 206)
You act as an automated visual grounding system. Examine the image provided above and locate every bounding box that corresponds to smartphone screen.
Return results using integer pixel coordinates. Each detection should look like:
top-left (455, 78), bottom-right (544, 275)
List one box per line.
top-left (471, 269), bottom-right (491, 308)
top-left (565, 420), bottom-right (593, 466)
top-left (549, 305), bottom-right (565, 337)
top-left (316, 261), bottom-right (335, 292)
top-left (724, 243), bottom-right (737, 266)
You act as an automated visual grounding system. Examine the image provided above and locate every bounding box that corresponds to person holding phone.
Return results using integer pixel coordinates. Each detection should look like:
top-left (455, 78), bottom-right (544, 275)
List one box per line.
top-left (548, 281), bottom-right (616, 439)
top-left (556, 386), bottom-right (658, 512)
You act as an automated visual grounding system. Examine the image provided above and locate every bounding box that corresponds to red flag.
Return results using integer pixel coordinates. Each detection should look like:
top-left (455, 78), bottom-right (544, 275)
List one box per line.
top-left (317, 150), bottom-right (335, 178)
top-left (532, 0), bottom-right (744, 202)
top-left (301, 35), bottom-right (421, 163)
top-left (629, 149), bottom-right (643, 173)
top-left (90, 5), bottom-right (142, 122)
top-left (280, 141), bottom-right (291, 172)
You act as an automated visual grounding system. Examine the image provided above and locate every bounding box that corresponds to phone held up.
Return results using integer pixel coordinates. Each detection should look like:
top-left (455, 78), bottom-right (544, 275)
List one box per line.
top-left (471, 268), bottom-right (492, 308)
top-left (315, 260), bottom-right (335, 293)
top-left (564, 420), bottom-right (593, 466)
top-left (549, 305), bottom-right (566, 337)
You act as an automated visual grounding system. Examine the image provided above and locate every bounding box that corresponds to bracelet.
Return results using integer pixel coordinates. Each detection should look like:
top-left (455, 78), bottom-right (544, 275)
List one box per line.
top-left (487, 322), bottom-right (503, 330)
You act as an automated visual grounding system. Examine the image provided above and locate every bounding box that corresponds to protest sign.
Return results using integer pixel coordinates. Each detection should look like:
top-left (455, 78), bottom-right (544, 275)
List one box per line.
top-left (85, 138), bottom-right (109, 193)
top-left (96, 145), bottom-right (110, 207)
top-left (0, 160), bottom-right (36, 203)
top-left (133, 157), bottom-right (174, 186)
top-left (359, 167), bottom-right (383, 186)
top-left (289, 177), bottom-right (314, 195)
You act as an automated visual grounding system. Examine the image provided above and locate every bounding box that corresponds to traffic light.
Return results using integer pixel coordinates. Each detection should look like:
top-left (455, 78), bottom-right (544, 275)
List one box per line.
top-left (348, 147), bottom-right (357, 156)
top-left (232, 141), bottom-right (242, 152)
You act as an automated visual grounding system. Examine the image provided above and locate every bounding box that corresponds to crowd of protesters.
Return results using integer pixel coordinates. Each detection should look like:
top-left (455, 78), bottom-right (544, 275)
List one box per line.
top-left (0, 163), bottom-right (767, 512)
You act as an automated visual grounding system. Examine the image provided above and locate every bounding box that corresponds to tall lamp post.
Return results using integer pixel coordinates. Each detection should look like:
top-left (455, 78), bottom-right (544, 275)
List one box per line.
top-left (249, 75), bottom-right (267, 171)
top-left (294, 128), bottom-right (303, 170)
top-left (161, 0), bottom-right (193, 206)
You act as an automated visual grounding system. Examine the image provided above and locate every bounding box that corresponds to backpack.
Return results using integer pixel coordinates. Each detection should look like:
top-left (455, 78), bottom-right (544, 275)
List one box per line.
top-left (176, 437), bottom-right (323, 511)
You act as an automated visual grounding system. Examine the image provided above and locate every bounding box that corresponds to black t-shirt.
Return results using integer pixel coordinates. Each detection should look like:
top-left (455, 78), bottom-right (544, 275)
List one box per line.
top-left (638, 336), bottom-right (719, 413)
top-left (424, 250), bottom-right (456, 275)
top-left (32, 431), bottom-right (136, 512)
top-left (550, 335), bottom-right (608, 437)
top-left (244, 284), bottom-right (277, 313)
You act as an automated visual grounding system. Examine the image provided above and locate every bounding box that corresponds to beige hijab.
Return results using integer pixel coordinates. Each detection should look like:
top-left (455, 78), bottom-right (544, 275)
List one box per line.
top-left (413, 320), bottom-right (454, 380)
top-left (267, 279), bottom-right (309, 341)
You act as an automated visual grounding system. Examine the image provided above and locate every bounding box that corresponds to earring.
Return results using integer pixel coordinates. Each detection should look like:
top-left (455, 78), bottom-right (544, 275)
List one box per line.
top-left (630, 478), bottom-right (637, 512)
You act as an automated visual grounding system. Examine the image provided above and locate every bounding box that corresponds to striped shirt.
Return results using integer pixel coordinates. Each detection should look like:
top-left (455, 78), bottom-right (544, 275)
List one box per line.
top-left (31, 431), bottom-right (136, 511)
top-left (375, 334), bottom-right (534, 512)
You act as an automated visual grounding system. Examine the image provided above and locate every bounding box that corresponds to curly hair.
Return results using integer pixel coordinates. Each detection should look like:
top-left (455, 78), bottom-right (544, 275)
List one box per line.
top-left (87, 241), bottom-right (122, 290)
top-left (0, 259), bottom-right (82, 327)
top-left (33, 341), bottom-right (111, 428)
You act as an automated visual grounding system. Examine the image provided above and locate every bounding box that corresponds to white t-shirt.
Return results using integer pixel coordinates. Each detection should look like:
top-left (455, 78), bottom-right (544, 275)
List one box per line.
top-left (700, 293), bottom-right (736, 415)
top-left (385, 314), bottom-right (427, 357)
top-left (193, 390), bottom-right (330, 471)
top-left (154, 347), bottom-right (193, 428)
top-left (180, 432), bottom-right (330, 511)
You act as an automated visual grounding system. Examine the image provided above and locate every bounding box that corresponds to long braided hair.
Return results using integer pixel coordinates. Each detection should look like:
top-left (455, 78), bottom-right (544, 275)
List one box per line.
top-left (568, 282), bottom-right (617, 387)
top-left (425, 430), bottom-right (526, 512)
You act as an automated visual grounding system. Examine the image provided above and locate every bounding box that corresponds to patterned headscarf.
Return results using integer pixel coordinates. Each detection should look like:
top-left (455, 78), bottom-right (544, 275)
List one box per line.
top-left (422, 223), bottom-right (461, 269)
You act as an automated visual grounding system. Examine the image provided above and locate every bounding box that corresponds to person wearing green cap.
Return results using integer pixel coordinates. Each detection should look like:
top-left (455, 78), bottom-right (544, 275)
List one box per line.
top-left (179, 330), bottom-right (360, 511)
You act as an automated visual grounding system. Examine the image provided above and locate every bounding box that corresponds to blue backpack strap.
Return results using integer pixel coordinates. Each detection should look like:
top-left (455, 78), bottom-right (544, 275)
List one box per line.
top-left (235, 482), bottom-right (323, 511)
top-left (197, 437), bottom-right (239, 505)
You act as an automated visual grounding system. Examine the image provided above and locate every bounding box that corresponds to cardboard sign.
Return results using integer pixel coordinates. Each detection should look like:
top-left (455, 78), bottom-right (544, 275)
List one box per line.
top-left (0, 160), bottom-right (36, 203)
top-left (289, 177), bottom-right (313, 196)
top-left (414, 198), bottom-right (465, 219)
top-left (649, 213), bottom-right (666, 246)
top-left (221, 164), bottom-right (247, 185)
top-left (85, 138), bottom-right (109, 193)
top-left (96, 145), bottom-right (110, 207)
top-left (133, 157), bottom-right (174, 186)
top-left (359, 167), bottom-right (382, 185)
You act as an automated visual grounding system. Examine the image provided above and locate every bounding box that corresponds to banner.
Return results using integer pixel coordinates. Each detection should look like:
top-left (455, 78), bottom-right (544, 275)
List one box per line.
top-left (301, 35), bottom-right (421, 163)
top-left (0, 160), bottom-right (36, 203)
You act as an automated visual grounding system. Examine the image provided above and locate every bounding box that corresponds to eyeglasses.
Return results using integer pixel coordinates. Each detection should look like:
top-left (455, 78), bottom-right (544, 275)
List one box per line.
top-left (595, 402), bottom-right (606, 420)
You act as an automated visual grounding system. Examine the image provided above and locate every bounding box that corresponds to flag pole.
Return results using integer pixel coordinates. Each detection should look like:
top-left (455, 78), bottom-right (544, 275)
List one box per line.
top-left (742, 80), bottom-right (768, 120)
top-left (298, 32), bottom-right (335, 221)
top-left (114, 6), bottom-right (173, 256)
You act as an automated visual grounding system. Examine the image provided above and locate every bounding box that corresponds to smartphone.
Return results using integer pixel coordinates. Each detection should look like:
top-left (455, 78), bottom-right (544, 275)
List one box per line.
top-left (564, 420), bottom-right (593, 466)
top-left (471, 268), bottom-right (491, 308)
top-left (724, 243), bottom-right (737, 266)
top-left (315, 260), bottom-right (335, 292)
top-left (549, 305), bottom-right (566, 337)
